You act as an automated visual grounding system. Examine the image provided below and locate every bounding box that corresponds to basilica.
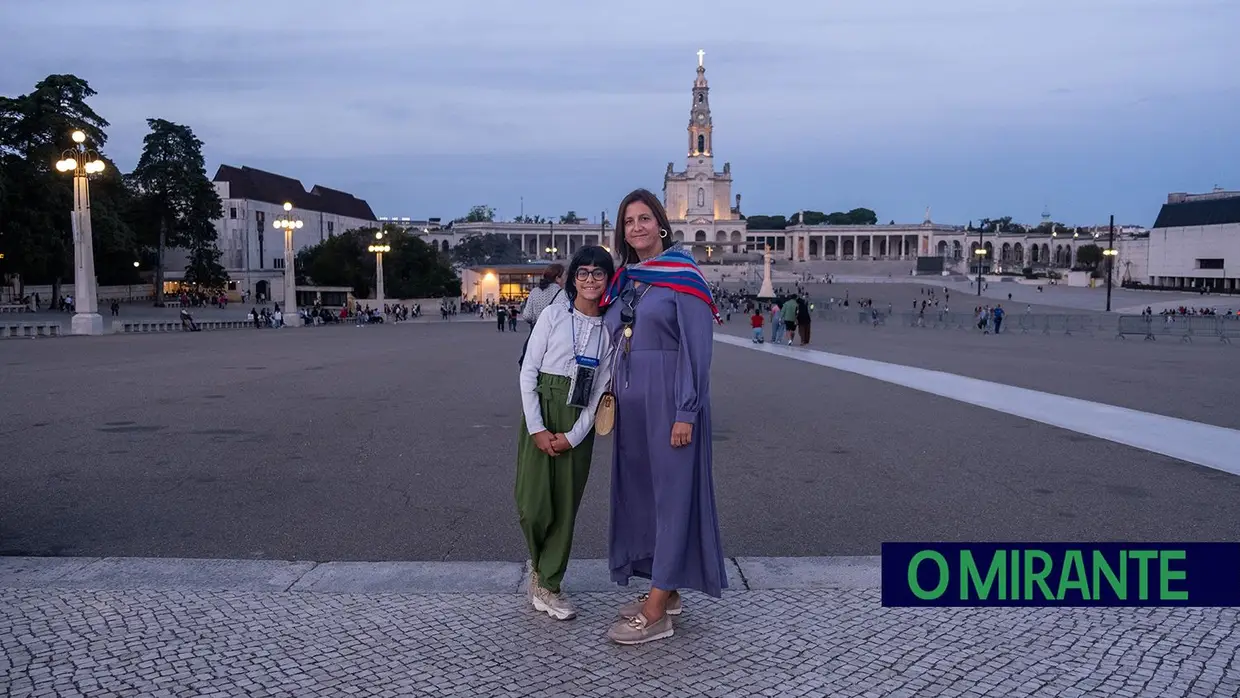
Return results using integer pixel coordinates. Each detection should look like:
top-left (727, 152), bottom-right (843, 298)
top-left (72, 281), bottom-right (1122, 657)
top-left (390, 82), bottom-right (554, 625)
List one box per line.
top-left (436, 51), bottom-right (1133, 278)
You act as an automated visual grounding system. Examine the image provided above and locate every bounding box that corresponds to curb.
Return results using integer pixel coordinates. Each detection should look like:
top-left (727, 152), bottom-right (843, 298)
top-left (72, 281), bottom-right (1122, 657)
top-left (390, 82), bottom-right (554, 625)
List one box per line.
top-left (0, 556), bottom-right (881, 594)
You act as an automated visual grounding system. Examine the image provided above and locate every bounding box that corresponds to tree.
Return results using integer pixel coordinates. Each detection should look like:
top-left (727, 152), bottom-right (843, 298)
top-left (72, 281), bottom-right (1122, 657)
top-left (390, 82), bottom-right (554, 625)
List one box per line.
top-left (296, 227), bottom-right (460, 299)
top-left (454, 205), bottom-right (494, 223)
top-left (745, 215), bottom-right (788, 230)
top-left (184, 243), bottom-right (228, 287)
top-left (512, 214), bottom-right (548, 224)
top-left (559, 210), bottom-right (583, 224)
top-left (0, 74), bottom-right (133, 296)
top-left (386, 234), bottom-right (461, 298)
top-left (1074, 244), bottom-right (1102, 271)
top-left (128, 118), bottom-right (224, 304)
top-left (451, 233), bottom-right (525, 266)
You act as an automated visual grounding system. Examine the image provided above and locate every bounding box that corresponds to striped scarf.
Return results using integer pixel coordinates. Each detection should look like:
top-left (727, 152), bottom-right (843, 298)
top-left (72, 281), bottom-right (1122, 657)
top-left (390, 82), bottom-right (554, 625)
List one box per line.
top-left (600, 244), bottom-right (723, 324)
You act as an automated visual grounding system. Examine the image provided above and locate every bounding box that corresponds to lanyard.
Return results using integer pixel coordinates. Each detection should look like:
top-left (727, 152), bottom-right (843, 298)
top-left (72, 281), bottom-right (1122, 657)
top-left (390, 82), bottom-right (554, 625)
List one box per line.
top-left (570, 311), bottom-right (603, 366)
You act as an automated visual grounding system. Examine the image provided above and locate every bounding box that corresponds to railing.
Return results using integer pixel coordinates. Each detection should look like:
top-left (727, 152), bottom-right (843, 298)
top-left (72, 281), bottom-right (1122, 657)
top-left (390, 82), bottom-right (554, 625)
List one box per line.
top-left (1116, 315), bottom-right (1239, 343)
top-left (0, 322), bottom-right (62, 338)
top-left (813, 307), bottom-right (1239, 343)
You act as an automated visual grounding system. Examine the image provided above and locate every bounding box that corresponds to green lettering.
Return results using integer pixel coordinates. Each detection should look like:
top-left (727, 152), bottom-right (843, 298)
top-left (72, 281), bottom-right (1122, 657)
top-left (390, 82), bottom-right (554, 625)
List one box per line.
top-left (1129, 550), bottom-right (1158, 600)
top-left (909, 551), bottom-right (949, 600)
top-left (1011, 547), bottom-right (1020, 599)
top-left (1092, 550), bottom-right (1127, 600)
top-left (1159, 550), bottom-right (1188, 601)
top-left (961, 550), bottom-right (1006, 600)
top-left (1056, 550), bottom-right (1091, 600)
top-left (1023, 550), bottom-right (1054, 600)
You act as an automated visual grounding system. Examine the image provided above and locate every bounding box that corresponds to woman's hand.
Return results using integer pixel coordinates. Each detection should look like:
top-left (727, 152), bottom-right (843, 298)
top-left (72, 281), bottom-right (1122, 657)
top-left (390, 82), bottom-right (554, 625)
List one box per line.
top-left (671, 422), bottom-right (693, 448)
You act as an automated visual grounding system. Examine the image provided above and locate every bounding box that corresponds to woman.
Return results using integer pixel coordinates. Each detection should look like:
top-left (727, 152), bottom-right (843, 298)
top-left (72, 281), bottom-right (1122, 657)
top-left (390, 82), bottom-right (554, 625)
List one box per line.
top-left (598, 188), bottom-right (727, 645)
top-left (515, 246), bottom-right (615, 621)
top-left (518, 262), bottom-right (569, 372)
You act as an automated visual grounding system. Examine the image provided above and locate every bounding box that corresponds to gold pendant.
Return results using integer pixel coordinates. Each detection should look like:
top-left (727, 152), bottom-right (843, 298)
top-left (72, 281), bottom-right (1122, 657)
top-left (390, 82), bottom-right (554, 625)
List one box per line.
top-left (623, 326), bottom-right (633, 338)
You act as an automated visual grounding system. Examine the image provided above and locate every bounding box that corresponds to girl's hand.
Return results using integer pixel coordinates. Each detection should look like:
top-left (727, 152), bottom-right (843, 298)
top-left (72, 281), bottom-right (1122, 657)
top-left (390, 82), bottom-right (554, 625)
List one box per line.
top-left (532, 431), bottom-right (558, 456)
top-left (549, 433), bottom-right (571, 454)
top-left (671, 422), bottom-right (693, 448)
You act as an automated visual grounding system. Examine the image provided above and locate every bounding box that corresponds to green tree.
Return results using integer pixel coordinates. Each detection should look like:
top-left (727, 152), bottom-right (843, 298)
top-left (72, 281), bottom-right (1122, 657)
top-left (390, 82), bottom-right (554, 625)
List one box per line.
top-left (296, 227), bottom-right (460, 298)
top-left (128, 118), bottom-right (223, 304)
top-left (386, 234), bottom-right (461, 298)
top-left (451, 233), bottom-right (525, 265)
top-left (454, 205), bottom-right (494, 223)
top-left (559, 210), bottom-right (583, 224)
top-left (0, 74), bottom-right (133, 296)
top-left (184, 243), bottom-right (228, 287)
top-left (745, 215), bottom-right (788, 230)
top-left (1074, 244), bottom-right (1102, 271)
top-left (844, 207), bottom-right (878, 225)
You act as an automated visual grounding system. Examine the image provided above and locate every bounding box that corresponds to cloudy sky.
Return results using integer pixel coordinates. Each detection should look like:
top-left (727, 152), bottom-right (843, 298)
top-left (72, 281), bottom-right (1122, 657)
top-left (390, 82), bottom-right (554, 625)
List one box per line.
top-left (2, 0), bottom-right (1236, 226)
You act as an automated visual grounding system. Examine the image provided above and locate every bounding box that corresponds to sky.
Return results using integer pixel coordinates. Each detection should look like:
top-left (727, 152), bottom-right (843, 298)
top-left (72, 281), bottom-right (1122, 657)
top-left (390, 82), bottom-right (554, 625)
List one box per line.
top-left (2, 0), bottom-right (1237, 227)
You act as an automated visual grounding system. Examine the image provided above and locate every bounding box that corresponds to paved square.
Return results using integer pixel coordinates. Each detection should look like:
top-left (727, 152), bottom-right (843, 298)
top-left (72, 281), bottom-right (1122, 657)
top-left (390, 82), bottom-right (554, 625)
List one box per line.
top-left (3, 295), bottom-right (1239, 696)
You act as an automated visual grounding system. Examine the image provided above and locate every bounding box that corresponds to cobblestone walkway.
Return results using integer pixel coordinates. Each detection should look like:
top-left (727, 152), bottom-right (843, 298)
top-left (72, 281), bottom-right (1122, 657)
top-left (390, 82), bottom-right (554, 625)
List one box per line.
top-left (3, 587), bottom-right (1238, 697)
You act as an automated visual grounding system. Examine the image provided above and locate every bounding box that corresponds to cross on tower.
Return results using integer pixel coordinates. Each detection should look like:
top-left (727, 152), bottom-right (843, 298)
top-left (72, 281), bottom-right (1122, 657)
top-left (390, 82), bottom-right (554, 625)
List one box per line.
top-left (697, 49), bottom-right (705, 67)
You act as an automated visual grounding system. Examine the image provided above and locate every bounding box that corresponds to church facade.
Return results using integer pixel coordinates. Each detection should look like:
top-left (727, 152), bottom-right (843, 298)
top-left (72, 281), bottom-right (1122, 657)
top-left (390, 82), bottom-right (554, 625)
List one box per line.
top-left (659, 51), bottom-right (747, 259)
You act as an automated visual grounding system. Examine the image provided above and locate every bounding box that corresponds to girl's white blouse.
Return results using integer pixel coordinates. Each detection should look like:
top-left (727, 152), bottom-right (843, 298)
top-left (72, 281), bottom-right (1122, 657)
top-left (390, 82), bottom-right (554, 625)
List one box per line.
top-left (519, 302), bottom-right (613, 447)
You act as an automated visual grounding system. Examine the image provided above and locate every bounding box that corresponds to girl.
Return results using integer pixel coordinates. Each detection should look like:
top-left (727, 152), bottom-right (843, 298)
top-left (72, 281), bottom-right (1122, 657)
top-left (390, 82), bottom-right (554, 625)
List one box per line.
top-left (516, 245), bottom-right (616, 620)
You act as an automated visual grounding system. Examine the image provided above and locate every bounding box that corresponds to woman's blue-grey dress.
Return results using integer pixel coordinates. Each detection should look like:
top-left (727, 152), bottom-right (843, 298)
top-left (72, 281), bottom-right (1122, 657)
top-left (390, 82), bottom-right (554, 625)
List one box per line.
top-left (604, 282), bottom-right (727, 598)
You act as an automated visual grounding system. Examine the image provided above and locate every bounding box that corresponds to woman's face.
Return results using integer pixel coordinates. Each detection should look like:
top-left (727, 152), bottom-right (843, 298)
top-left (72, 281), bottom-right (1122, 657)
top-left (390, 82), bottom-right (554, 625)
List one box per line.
top-left (574, 265), bottom-right (608, 301)
top-left (623, 201), bottom-right (660, 257)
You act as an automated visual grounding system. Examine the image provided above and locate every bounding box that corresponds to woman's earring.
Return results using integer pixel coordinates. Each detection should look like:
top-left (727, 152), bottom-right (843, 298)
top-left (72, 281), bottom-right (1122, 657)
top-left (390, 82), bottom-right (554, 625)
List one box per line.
top-left (659, 229), bottom-right (669, 239)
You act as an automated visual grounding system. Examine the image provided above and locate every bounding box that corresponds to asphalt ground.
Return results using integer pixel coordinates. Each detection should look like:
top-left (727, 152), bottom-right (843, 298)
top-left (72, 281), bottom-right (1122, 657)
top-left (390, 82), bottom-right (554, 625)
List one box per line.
top-left (713, 309), bottom-right (1240, 431)
top-left (2, 318), bottom-right (1238, 562)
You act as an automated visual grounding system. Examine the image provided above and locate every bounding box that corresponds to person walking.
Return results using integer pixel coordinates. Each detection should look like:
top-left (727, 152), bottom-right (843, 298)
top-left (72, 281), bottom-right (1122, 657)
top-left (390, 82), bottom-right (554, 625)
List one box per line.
top-left (795, 295), bottom-right (811, 345)
top-left (780, 294), bottom-right (798, 345)
top-left (599, 188), bottom-right (727, 645)
top-left (515, 247), bottom-right (615, 621)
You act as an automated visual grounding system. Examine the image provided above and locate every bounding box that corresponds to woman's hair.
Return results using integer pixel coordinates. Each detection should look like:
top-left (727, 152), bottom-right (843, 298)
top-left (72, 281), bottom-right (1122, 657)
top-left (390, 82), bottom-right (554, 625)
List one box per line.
top-left (564, 246), bottom-right (616, 302)
top-left (614, 188), bottom-right (674, 266)
top-left (538, 263), bottom-right (564, 290)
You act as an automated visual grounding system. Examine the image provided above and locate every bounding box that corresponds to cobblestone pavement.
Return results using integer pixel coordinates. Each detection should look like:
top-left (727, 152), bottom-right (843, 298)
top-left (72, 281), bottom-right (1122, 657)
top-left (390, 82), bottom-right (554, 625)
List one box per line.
top-left (3, 586), bottom-right (1238, 697)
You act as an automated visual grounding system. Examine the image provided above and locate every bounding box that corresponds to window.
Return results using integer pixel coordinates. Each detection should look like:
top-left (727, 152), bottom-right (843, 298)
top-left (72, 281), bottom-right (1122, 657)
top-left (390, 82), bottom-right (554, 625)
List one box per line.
top-left (1197, 259), bottom-right (1225, 269)
top-left (697, 134), bottom-right (705, 153)
top-left (229, 207), bottom-right (237, 219)
top-left (327, 221), bottom-right (334, 236)
top-left (273, 258), bottom-right (285, 270)
top-left (697, 93), bottom-right (703, 103)
top-left (697, 188), bottom-right (705, 207)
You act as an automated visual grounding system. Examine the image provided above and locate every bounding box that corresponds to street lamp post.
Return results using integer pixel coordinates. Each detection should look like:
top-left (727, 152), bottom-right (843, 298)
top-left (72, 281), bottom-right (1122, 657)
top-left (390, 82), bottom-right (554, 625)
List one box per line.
top-left (545, 246), bottom-right (558, 260)
top-left (273, 202), bottom-right (303, 324)
top-left (55, 130), bottom-right (106, 335)
top-left (368, 231), bottom-right (390, 308)
top-left (975, 246), bottom-right (988, 296)
top-left (1104, 214), bottom-right (1118, 312)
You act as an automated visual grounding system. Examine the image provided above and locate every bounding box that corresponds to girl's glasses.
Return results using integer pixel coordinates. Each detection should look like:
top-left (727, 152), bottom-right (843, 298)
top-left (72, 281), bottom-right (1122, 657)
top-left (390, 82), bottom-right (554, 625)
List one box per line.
top-left (575, 268), bottom-right (608, 281)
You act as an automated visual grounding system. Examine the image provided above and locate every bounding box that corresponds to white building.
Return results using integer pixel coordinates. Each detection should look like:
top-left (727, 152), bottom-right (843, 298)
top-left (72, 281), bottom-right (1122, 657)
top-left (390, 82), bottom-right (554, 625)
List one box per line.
top-left (1142, 189), bottom-right (1240, 291)
top-left (209, 165), bottom-right (378, 303)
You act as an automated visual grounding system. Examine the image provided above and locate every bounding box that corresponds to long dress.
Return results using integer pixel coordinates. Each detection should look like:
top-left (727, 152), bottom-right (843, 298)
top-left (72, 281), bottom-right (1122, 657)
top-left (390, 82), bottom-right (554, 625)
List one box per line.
top-left (604, 282), bottom-right (728, 598)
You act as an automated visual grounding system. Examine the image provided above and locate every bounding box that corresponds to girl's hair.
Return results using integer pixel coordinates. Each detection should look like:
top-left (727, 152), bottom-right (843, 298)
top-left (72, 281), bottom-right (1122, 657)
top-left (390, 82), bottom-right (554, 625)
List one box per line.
top-left (564, 246), bottom-right (616, 302)
top-left (538, 263), bottom-right (564, 290)
top-left (614, 188), bottom-right (674, 266)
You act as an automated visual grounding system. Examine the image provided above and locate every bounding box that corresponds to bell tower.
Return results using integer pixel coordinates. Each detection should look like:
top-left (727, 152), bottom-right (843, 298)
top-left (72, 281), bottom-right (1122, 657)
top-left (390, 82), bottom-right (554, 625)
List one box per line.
top-left (688, 49), bottom-right (712, 158)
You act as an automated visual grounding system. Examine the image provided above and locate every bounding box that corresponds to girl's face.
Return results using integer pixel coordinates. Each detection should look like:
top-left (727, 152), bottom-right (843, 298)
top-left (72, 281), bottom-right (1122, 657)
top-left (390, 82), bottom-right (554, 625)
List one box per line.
top-left (623, 201), bottom-right (661, 258)
top-left (574, 265), bottom-right (608, 301)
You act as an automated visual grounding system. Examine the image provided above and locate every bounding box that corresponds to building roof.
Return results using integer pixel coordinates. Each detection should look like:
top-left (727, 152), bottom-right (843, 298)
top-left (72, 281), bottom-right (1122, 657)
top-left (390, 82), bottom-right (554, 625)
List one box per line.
top-left (1153, 194), bottom-right (1240, 229)
top-left (213, 165), bottom-right (377, 220)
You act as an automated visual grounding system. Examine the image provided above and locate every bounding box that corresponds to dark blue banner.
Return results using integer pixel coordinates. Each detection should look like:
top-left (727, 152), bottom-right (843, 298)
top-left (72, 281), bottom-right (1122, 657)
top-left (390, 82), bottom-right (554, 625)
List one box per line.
top-left (881, 543), bottom-right (1240, 607)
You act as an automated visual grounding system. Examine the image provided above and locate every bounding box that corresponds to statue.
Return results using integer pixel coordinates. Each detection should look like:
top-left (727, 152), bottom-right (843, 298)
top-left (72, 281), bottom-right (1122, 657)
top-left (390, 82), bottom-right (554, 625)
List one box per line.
top-left (757, 244), bottom-right (775, 299)
top-left (666, 162), bottom-right (674, 175)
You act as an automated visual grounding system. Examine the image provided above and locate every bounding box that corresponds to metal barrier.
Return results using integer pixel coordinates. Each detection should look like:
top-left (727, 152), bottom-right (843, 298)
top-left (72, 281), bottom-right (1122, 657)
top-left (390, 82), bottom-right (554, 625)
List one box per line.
top-left (1116, 315), bottom-right (1238, 343)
